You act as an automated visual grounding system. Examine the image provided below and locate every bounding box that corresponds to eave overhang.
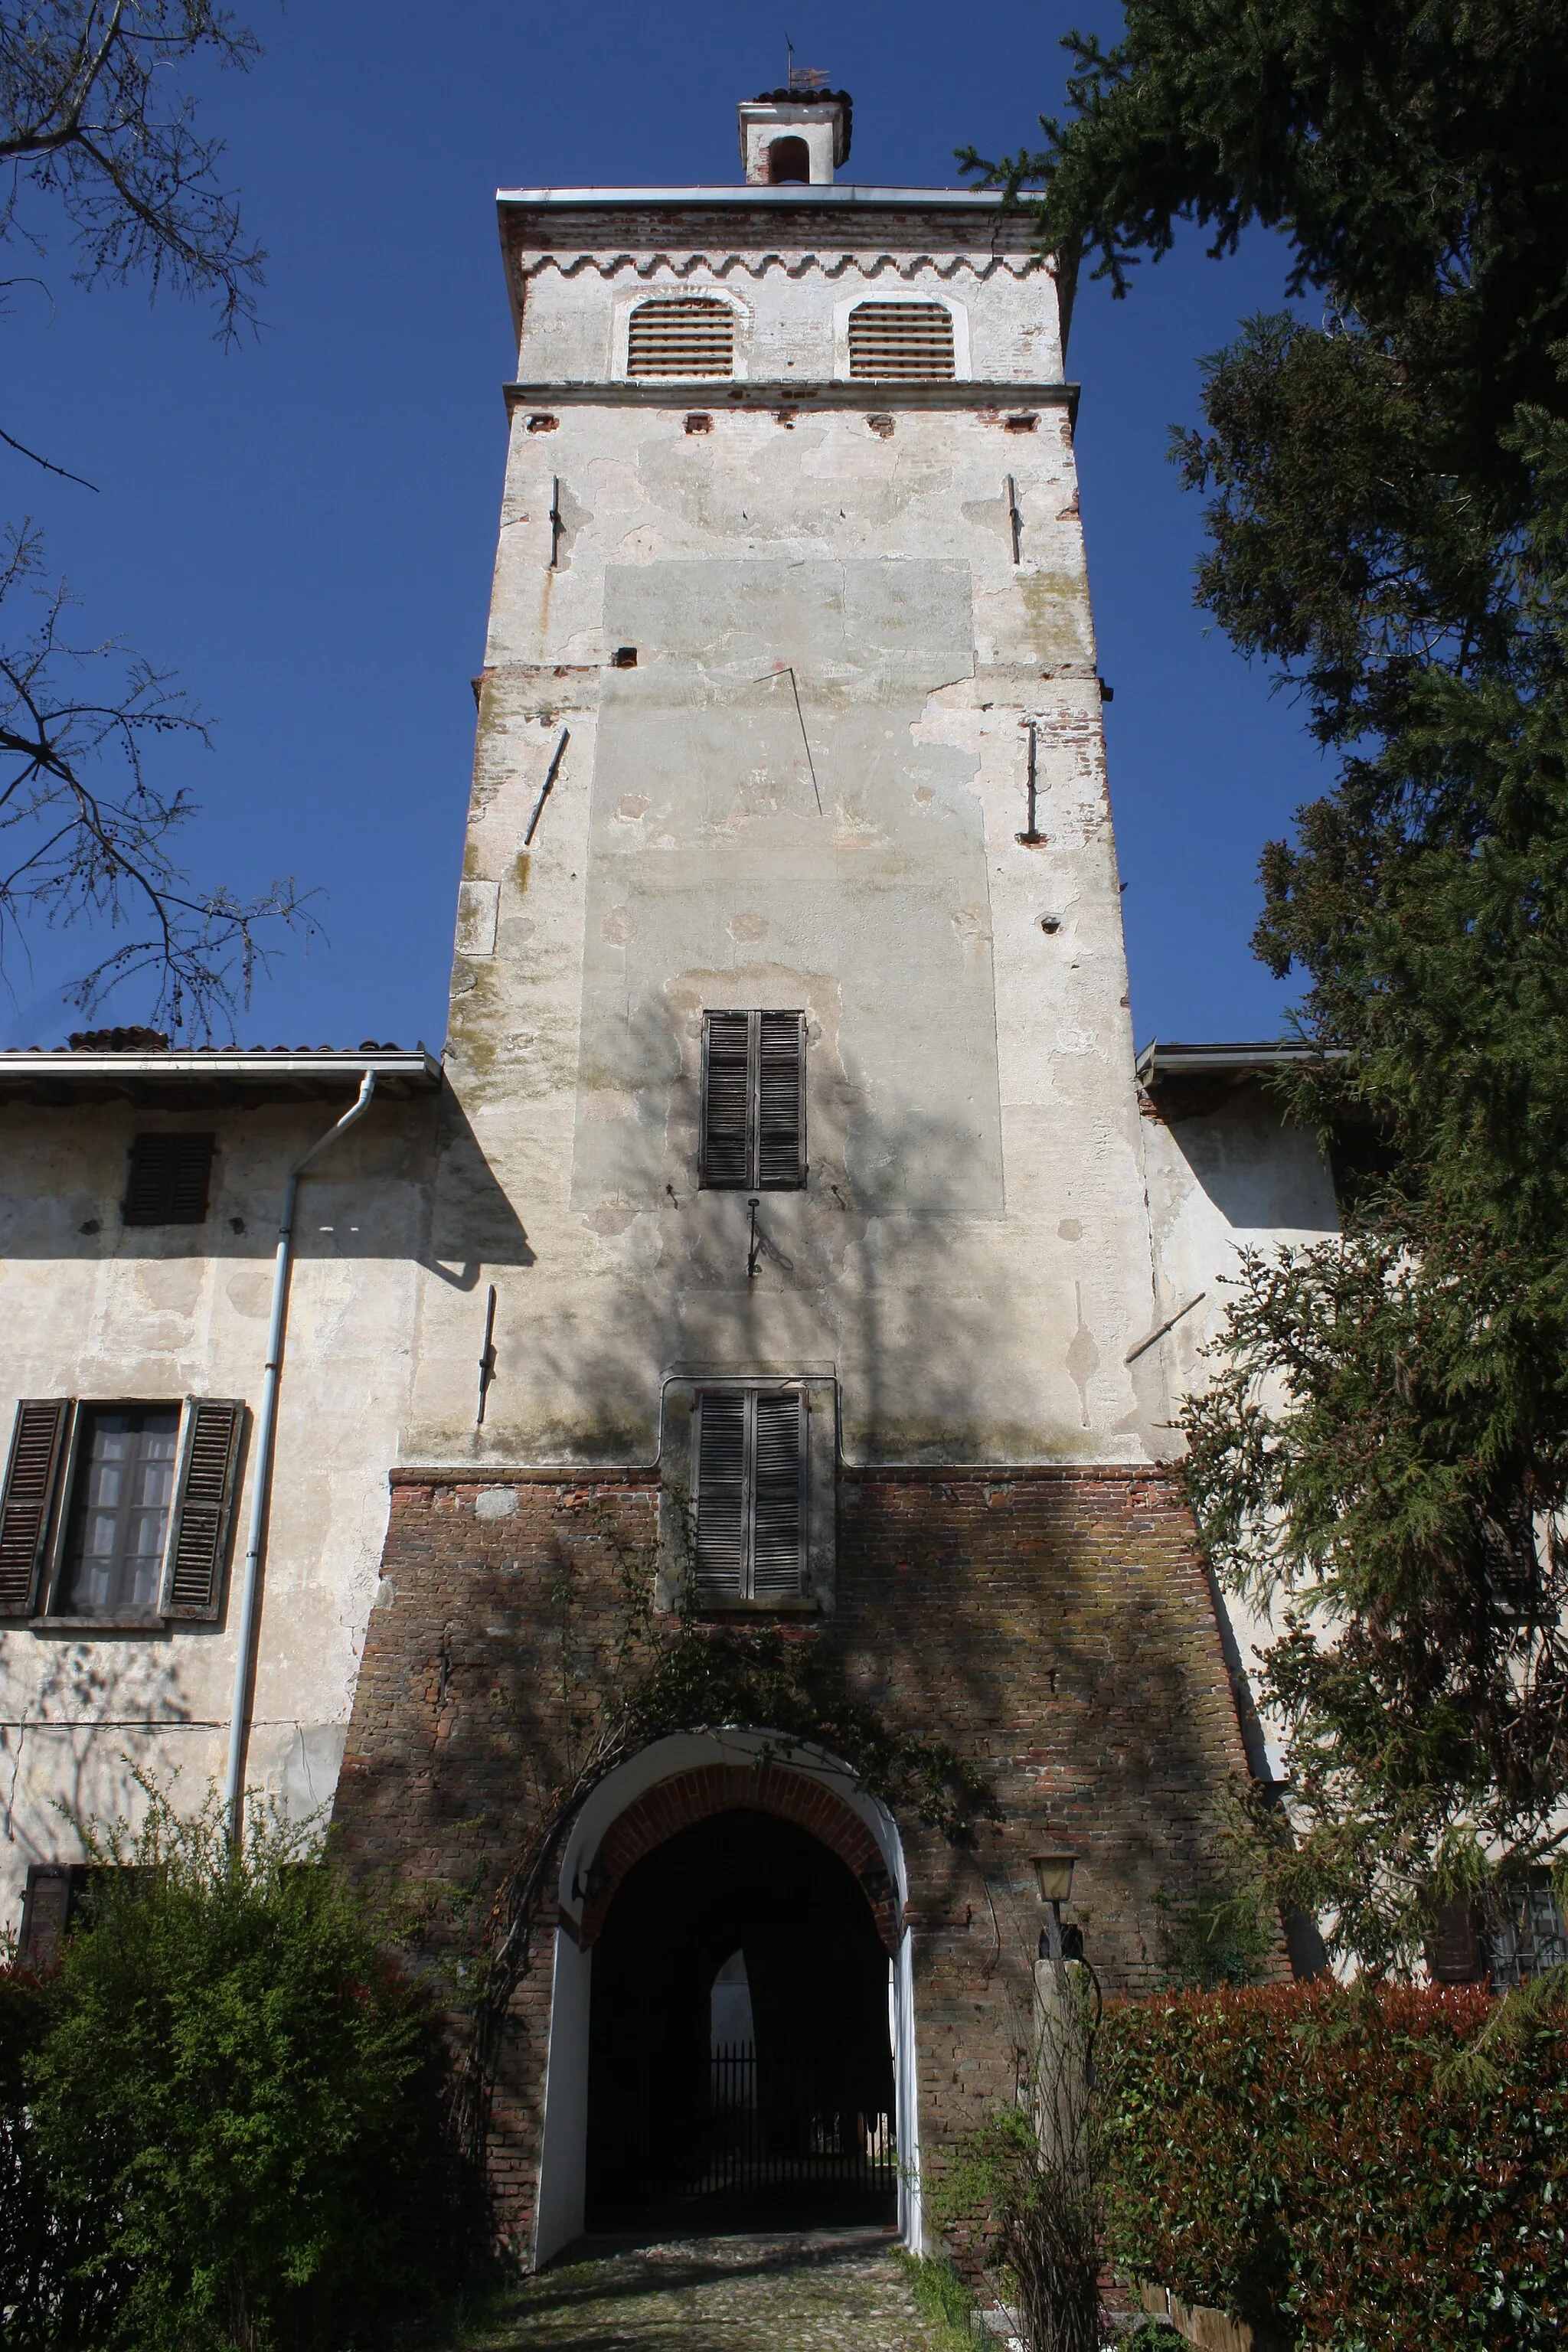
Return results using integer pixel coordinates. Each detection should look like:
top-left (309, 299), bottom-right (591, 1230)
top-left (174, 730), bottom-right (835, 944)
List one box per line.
top-left (0, 1048), bottom-right (443, 1110)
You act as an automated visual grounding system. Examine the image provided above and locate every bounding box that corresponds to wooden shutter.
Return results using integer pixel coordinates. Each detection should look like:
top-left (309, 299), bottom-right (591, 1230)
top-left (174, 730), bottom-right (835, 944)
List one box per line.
top-left (694, 1390), bottom-right (747, 1597)
top-left (701, 1012), bottom-right (753, 1187)
top-left (0, 1399), bottom-right (70, 1616)
top-left (756, 1011), bottom-right (806, 1188)
top-left (701, 1010), bottom-right (806, 1190)
top-left (750, 1390), bottom-right (808, 1598)
top-left (627, 296), bottom-right (734, 379)
top-left (847, 301), bottom-right (956, 381)
top-left (159, 1400), bottom-right (244, 1619)
top-left (18, 1864), bottom-right (88, 1969)
top-left (123, 1132), bottom-right (215, 1224)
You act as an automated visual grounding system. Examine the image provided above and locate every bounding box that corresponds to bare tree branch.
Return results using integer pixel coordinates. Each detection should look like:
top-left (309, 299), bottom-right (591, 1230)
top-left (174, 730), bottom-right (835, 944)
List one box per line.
top-left (0, 520), bottom-right (319, 1038)
top-left (0, 2), bottom-right (264, 338)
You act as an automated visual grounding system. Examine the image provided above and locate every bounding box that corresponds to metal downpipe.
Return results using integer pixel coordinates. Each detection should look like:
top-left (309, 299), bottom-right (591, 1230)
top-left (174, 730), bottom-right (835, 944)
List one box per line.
top-left (224, 1071), bottom-right (377, 1844)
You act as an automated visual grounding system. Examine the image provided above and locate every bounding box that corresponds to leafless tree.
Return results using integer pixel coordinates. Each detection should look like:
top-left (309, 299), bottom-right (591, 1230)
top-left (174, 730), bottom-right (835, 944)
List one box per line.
top-left (0, 521), bottom-right (314, 1034)
top-left (1, 6), bottom-right (317, 1037)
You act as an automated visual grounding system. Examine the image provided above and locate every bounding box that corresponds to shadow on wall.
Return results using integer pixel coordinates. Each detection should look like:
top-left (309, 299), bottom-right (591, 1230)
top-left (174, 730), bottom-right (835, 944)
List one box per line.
top-left (0, 1086), bottom-right (535, 1282)
top-left (1162, 1081), bottom-right (1341, 1237)
top-left (432, 991), bottom-right (1139, 1463)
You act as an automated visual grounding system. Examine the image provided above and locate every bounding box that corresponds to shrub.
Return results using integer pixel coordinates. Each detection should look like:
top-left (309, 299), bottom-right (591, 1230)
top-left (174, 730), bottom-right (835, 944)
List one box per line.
top-left (1102, 1981), bottom-right (1568, 2350)
top-left (1, 1782), bottom-right (460, 2351)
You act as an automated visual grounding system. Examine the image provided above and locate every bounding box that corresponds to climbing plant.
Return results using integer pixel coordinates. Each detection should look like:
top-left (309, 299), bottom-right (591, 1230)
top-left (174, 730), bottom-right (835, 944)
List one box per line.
top-left (447, 1491), bottom-right (995, 2164)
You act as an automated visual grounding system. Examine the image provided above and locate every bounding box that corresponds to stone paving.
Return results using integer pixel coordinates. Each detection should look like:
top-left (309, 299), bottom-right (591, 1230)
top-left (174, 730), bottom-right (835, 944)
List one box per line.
top-left (461, 2227), bottom-right (959, 2350)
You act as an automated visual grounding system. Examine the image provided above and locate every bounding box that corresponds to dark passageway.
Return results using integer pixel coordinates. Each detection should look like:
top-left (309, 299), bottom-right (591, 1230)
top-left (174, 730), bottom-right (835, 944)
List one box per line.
top-left (586, 1807), bottom-right (896, 2228)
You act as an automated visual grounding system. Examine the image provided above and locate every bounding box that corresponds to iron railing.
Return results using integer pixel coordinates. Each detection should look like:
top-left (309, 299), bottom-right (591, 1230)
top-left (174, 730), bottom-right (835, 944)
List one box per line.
top-left (698, 2041), bottom-right (897, 2197)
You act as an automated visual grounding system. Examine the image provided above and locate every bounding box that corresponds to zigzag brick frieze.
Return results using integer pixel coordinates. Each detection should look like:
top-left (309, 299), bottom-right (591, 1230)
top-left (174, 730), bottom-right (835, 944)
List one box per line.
top-left (517, 250), bottom-right (1037, 283)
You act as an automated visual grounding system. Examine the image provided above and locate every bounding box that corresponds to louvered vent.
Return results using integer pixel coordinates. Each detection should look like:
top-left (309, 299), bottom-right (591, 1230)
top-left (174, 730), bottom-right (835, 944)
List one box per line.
top-left (627, 297), bottom-right (735, 379)
top-left (847, 301), bottom-right (956, 381)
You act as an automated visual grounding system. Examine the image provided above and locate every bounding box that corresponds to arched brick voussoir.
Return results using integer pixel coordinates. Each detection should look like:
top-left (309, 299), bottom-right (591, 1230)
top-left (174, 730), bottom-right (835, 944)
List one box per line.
top-left (577, 1761), bottom-right (900, 1952)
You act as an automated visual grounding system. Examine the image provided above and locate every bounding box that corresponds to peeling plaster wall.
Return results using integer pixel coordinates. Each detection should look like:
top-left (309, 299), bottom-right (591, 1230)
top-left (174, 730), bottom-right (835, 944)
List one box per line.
top-left (0, 1100), bottom-right (433, 1931)
top-left (1141, 1081), bottom-right (1343, 1772)
top-left (413, 224), bottom-right (1164, 1468)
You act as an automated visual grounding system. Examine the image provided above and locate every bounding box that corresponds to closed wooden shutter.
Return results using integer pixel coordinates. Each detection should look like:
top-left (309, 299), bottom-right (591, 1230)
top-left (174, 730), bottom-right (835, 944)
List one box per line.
top-left (847, 301), bottom-right (956, 381)
top-left (18, 1864), bottom-right (88, 1968)
top-left (159, 1399), bottom-right (244, 1619)
top-left (750, 1390), bottom-right (808, 1598)
top-left (123, 1132), bottom-right (215, 1224)
top-left (701, 1012), bottom-right (753, 1187)
top-left (756, 1011), bottom-right (806, 1188)
top-left (694, 1389), bottom-right (808, 1602)
top-left (0, 1399), bottom-right (70, 1616)
top-left (694, 1390), bottom-right (747, 1597)
top-left (701, 1010), bottom-right (806, 1190)
top-left (627, 296), bottom-right (735, 379)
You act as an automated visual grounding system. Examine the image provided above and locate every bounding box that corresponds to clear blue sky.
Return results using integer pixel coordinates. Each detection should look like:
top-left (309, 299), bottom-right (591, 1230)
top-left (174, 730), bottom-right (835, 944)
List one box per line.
top-left (2, 0), bottom-right (1320, 1054)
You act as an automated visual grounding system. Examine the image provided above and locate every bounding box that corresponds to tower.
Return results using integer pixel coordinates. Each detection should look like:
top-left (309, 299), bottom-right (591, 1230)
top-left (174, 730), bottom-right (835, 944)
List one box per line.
top-left (334, 84), bottom-right (1249, 2262)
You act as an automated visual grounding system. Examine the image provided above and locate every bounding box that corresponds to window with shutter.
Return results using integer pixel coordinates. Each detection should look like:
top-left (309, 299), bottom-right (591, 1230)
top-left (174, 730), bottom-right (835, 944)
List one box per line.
top-left (160, 1399), bottom-right (244, 1619)
top-left (627, 296), bottom-right (736, 379)
top-left (701, 1010), bottom-right (805, 1190)
top-left (54, 1404), bottom-right (181, 1619)
top-left (122, 1132), bottom-right (215, 1224)
top-left (692, 1388), bottom-right (808, 1602)
top-left (17, 1864), bottom-right (88, 1968)
top-left (847, 300), bottom-right (956, 381)
top-left (0, 1398), bottom-right (70, 1615)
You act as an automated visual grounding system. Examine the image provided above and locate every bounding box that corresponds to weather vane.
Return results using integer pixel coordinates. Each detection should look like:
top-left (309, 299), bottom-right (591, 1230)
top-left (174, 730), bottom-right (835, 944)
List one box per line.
top-left (785, 37), bottom-right (828, 90)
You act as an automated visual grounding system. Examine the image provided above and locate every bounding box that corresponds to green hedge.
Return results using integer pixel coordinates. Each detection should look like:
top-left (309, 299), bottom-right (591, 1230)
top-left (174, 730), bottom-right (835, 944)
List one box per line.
top-left (1, 1793), bottom-right (465, 2351)
top-left (1102, 1981), bottom-right (1568, 2351)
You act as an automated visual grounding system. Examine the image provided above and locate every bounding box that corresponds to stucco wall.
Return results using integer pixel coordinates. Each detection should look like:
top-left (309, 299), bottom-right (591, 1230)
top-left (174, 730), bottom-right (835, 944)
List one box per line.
top-left (409, 227), bottom-right (1163, 1468)
top-left (1140, 1077), bottom-right (1343, 1774)
top-left (0, 1095), bottom-right (435, 1933)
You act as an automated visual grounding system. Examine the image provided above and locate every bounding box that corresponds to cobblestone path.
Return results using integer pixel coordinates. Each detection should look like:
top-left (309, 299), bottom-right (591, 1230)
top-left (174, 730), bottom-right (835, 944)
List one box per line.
top-left (467, 2227), bottom-right (952, 2350)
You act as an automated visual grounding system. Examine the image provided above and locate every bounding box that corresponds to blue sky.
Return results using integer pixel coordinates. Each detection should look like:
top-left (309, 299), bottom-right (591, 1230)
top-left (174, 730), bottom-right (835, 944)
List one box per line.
top-left (2, 1), bottom-right (1321, 1054)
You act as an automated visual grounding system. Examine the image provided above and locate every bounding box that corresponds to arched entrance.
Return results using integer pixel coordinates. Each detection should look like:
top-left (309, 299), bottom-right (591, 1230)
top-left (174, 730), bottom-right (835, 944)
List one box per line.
top-left (533, 1731), bottom-right (921, 2263)
top-left (586, 1807), bottom-right (895, 2226)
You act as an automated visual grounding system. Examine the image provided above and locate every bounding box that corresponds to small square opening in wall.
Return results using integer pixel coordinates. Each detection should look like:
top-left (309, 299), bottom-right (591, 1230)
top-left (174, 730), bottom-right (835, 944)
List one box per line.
top-left (684, 413), bottom-right (713, 434)
top-left (123, 1132), bottom-right (214, 1225)
top-left (526, 413), bottom-right (558, 433)
top-left (1005, 413), bottom-right (1040, 433)
top-left (610, 647), bottom-right (638, 668)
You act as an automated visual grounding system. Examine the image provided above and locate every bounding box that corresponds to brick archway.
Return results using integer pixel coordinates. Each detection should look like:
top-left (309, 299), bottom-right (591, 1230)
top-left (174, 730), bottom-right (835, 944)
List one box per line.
top-left (576, 1760), bottom-right (900, 1952)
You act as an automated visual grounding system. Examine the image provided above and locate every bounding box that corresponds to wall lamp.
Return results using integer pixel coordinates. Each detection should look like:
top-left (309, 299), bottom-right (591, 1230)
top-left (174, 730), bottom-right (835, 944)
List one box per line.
top-left (1032, 1852), bottom-right (1083, 1962)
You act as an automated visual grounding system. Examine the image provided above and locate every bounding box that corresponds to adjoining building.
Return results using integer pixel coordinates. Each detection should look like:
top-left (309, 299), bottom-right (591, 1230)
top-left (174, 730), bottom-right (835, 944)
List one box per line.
top-left (2, 85), bottom-right (1345, 2263)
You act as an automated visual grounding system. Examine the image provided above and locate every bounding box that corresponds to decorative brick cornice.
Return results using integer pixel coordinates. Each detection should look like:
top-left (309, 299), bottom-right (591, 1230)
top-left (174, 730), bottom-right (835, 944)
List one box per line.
top-left (575, 1761), bottom-right (899, 1953)
top-left (518, 250), bottom-right (1038, 283)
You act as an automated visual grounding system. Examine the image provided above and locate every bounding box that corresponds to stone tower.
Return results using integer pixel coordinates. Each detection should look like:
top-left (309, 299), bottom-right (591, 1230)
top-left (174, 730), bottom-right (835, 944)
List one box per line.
top-left (335, 85), bottom-right (1248, 2264)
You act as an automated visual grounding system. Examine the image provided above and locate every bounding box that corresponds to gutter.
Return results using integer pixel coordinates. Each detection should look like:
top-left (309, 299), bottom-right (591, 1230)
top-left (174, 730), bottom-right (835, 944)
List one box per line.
top-left (224, 1071), bottom-right (378, 1844)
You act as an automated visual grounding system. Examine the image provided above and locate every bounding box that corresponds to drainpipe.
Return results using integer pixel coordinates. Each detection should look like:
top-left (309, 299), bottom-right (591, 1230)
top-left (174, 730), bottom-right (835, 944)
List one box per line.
top-left (224, 1071), bottom-right (378, 1845)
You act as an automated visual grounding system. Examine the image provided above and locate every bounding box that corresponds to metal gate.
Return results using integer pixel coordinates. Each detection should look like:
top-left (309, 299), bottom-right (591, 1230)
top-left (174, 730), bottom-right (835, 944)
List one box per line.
top-left (697, 2040), bottom-right (897, 2197)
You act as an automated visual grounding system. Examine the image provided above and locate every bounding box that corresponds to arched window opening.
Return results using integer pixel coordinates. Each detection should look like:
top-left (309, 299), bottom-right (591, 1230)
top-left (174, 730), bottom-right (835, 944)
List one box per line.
top-left (627, 296), bottom-right (736, 380)
top-left (767, 136), bottom-right (811, 185)
top-left (847, 300), bottom-right (957, 381)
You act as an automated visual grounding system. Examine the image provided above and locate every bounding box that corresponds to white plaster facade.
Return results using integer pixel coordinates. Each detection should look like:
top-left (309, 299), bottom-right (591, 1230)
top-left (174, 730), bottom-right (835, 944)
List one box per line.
top-left (0, 1054), bottom-right (439, 1933)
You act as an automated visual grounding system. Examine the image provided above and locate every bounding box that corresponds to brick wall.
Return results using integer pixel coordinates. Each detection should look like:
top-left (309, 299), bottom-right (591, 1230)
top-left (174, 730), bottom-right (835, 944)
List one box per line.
top-left (333, 1462), bottom-right (1253, 2258)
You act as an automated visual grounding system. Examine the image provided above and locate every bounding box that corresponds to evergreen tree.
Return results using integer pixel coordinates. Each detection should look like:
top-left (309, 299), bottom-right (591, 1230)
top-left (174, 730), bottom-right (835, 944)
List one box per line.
top-left (963, 3), bottom-right (1568, 1969)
